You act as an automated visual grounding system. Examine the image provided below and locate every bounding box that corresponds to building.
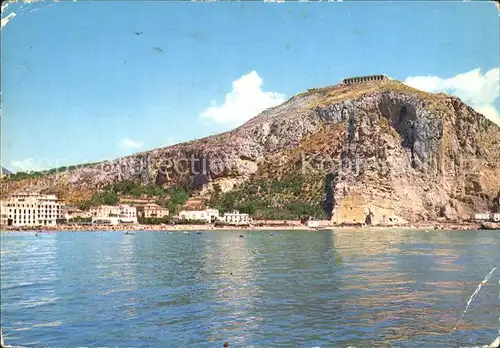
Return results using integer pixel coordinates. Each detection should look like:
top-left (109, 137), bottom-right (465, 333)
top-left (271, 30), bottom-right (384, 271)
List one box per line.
top-left (342, 74), bottom-right (388, 84)
top-left (491, 213), bottom-right (500, 222)
top-left (178, 209), bottom-right (219, 223)
top-left (136, 203), bottom-right (169, 219)
top-left (119, 204), bottom-right (137, 224)
top-left (223, 210), bottom-right (250, 225)
top-left (0, 192), bottom-right (65, 227)
top-left (0, 200), bottom-right (8, 227)
top-left (178, 210), bottom-right (211, 223)
top-left (90, 205), bottom-right (120, 218)
top-left (474, 213), bottom-right (491, 221)
top-left (64, 207), bottom-right (91, 220)
top-left (90, 204), bottom-right (137, 224)
top-left (206, 209), bottom-right (220, 223)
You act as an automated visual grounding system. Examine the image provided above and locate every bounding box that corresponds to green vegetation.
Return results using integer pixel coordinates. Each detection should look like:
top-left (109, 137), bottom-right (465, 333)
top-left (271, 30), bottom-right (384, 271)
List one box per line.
top-left (1, 171), bottom-right (45, 182)
top-left (209, 174), bottom-right (326, 220)
top-left (155, 184), bottom-right (191, 215)
top-left (1, 162), bottom-right (100, 182)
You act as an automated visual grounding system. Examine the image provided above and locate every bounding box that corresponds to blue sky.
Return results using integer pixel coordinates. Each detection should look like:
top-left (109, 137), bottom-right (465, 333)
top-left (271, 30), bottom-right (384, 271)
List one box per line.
top-left (1, 1), bottom-right (499, 172)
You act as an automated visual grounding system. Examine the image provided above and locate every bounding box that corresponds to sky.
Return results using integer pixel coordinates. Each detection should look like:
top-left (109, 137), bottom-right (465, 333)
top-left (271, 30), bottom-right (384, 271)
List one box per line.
top-left (1, 1), bottom-right (499, 172)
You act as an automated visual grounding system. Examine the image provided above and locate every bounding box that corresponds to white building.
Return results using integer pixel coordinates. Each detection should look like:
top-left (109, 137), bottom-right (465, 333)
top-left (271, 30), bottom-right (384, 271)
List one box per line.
top-left (177, 209), bottom-right (220, 223)
top-left (0, 200), bottom-right (8, 227)
top-left (178, 210), bottom-right (211, 223)
top-left (64, 207), bottom-right (91, 220)
top-left (90, 204), bottom-right (137, 225)
top-left (90, 205), bottom-right (120, 218)
top-left (0, 192), bottom-right (65, 227)
top-left (119, 204), bottom-right (137, 224)
top-left (492, 213), bottom-right (500, 222)
top-left (206, 209), bottom-right (220, 223)
top-left (474, 213), bottom-right (491, 221)
top-left (223, 210), bottom-right (250, 225)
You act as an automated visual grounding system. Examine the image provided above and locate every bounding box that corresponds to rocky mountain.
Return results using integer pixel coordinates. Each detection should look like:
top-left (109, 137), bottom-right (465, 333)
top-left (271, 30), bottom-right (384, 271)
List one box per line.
top-left (3, 79), bottom-right (499, 224)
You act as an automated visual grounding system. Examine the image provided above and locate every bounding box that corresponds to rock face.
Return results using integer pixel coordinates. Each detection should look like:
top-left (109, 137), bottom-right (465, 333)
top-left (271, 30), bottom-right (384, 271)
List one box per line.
top-left (479, 222), bottom-right (500, 231)
top-left (3, 80), bottom-right (499, 224)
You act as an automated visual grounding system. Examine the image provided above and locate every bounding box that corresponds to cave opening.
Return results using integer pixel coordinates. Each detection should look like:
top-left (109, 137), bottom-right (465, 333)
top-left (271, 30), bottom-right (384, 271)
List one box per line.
top-left (364, 210), bottom-right (373, 225)
top-left (323, 172), bottom-right (337, 219)
top-left (378, 98), bottom-right (420, 169)
top-left (396, 105), bottom-right (417, 168)
top-left (399, 106), bottom-right (408, 122)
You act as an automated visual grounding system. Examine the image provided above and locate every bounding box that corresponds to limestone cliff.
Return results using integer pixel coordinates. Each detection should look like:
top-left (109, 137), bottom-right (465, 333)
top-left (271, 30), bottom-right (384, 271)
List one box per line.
top-left (3, 80), bottom-right (499, 224)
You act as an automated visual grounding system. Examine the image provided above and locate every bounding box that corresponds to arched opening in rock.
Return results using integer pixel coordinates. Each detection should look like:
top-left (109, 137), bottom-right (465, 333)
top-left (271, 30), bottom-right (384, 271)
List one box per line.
top-left (399, 106), bottom-right (408, 122)
top-left (364, 210), bottom-right (373, 225)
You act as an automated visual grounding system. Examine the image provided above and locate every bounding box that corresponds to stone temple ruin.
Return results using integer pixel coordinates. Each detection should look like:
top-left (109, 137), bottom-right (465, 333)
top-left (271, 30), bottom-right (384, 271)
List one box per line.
top-left (342, 74), bottom-right (388, 84)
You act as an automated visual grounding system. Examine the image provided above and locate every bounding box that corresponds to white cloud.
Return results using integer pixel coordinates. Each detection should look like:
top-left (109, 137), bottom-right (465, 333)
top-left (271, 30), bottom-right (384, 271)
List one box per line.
top-left (200, 71), bottom-right (286, 127)
top-left (118, 138), bottom-right (143, 150)
top-left (404, 68), bottom-right (500, 125)
top-left (11, 158), bottom-right (41, 172)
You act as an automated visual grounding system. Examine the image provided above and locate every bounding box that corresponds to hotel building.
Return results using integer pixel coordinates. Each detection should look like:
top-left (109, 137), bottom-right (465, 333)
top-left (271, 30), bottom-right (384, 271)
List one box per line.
top-left (0, 192), bottom-right (65, 227)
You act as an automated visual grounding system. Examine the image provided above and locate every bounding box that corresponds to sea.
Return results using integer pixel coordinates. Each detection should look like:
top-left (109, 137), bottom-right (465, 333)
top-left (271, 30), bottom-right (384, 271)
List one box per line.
top-left (1, 229), bottom-right (499, 347)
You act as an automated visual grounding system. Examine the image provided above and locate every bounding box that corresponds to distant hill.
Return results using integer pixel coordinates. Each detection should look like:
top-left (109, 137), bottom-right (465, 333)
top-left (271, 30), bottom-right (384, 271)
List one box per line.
top-left (3, 79), bottom-right (499, 223)
top-left (0, 167), bottom-right (12, 176)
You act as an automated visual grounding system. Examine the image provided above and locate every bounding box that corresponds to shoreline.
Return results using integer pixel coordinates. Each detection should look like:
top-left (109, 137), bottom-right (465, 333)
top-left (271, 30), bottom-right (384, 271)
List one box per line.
top-left (1, 221), bottom-right (495, 233)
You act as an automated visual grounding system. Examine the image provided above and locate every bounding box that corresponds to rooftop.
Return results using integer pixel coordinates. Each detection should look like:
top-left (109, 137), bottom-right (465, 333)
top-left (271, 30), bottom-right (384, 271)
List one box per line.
top-left (342, 74), bottom-right (389, 84)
